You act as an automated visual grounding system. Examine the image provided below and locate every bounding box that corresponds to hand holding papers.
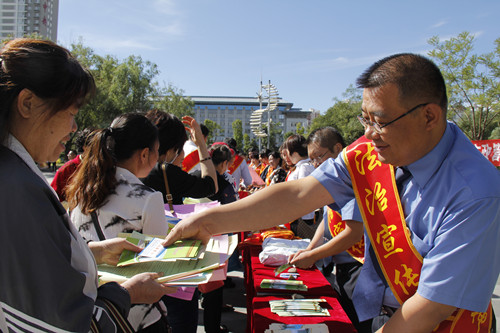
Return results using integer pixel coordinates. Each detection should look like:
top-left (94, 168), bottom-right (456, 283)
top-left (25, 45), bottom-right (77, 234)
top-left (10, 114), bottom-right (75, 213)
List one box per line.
top-left (97, 201), bottom-right (238, 285)
top-left (118, 235), bottom-right (201, 266)
top-left (98, 232), bottom-right (237, 285)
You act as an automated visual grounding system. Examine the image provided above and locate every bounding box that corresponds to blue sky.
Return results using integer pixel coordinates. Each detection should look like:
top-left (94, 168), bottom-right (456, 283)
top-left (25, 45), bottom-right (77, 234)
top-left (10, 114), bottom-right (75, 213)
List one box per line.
top-left (58, 0), bottom-right (500, 113)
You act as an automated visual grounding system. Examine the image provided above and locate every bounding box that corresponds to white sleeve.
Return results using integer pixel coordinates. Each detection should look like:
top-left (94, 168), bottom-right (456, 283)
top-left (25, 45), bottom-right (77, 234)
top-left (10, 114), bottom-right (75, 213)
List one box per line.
top-left (141, 192), bottom-right (169, 237)
top-left (297, 164), bottom-right (315, 179)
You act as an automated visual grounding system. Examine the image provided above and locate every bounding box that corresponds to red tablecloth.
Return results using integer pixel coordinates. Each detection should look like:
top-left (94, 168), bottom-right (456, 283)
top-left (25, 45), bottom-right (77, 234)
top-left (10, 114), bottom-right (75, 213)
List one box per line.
top-left (251, 254), bottom-right (337, 297)
top-left (251, 296), bottom-right (357, 333)
top-left (239, 243), bottom-right (356, 332)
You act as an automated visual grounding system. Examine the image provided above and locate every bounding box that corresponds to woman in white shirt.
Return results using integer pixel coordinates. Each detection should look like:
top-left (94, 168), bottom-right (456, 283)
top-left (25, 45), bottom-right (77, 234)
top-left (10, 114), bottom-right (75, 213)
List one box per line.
top-left (67, 112), bottom-right (170, 331)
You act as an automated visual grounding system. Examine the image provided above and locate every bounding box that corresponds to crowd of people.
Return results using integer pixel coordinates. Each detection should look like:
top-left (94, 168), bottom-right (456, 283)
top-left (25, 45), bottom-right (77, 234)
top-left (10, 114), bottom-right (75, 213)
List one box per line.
top-left (1, 37), bottom-right (499, 333)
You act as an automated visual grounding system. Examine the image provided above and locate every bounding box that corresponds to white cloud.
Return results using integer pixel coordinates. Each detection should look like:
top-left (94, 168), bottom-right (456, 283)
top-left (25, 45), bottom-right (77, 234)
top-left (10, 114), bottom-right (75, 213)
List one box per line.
top-left (80, 33), bottom-right (160, 52)
top-left (431, 20), bottom-right (447, 29)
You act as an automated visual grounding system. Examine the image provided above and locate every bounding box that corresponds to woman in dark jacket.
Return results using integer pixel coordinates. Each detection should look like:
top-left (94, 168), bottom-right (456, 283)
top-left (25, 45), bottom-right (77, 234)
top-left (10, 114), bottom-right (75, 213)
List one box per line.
top-left (142, 110), bottom-right (217, 205)
top-left (141, 110), bottom-right (218, 333)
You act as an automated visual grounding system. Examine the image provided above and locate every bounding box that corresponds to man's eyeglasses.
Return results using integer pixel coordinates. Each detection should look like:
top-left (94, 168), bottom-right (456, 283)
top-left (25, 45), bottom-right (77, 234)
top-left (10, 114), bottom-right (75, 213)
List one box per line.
top-left (312, 151), bottom-right (329, 165)
top-left (357, 103), bottom-right (429, 134)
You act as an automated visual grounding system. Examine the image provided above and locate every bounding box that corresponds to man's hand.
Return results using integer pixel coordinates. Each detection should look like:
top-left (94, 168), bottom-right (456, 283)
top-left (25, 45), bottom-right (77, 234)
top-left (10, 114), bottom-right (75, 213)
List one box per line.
top-left (162, 214), bottom-right (213, 247)
top-left (88, 238), bottom-right (143, 266)
top-left (289, 249), bottom-right (316, 269)
top-left (121, 273), bottom-right (177, 304)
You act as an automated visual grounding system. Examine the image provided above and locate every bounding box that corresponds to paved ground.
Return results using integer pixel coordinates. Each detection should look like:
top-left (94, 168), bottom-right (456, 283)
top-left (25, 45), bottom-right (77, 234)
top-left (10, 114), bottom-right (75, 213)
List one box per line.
top-left (42, 170), bottom-right (500, 332)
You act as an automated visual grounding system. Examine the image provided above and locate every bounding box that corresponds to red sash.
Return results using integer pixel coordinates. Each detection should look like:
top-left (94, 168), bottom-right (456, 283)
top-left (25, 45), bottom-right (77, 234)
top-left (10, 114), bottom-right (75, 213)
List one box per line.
top-left (343, 138), bottom-right (492, 332)
top-left (325, 207), bottom-right (365, 263)
top-left (253, 163), bottom-right (265, 175)
top-left (265, 166), bottom-right (274, 186)
top-left (228, 155), bottom-right (244, 175)
top-left (182, 149), bottom-right (199, 172)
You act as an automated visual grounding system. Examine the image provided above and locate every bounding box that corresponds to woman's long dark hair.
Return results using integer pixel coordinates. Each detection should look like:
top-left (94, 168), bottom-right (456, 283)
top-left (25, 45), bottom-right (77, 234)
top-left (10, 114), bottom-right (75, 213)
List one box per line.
top-left (0, 38), bottom-right (95, 145)
top-left (67, 113), bottom-right (158, 214)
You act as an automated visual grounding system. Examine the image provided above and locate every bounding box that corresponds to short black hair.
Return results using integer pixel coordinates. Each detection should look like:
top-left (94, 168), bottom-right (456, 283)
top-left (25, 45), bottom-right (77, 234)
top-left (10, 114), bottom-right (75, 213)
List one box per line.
top-left (145, 109), bottom-right (187, 155)
top-left (307, 127), bottom-right (345, 151)
top-left (209, 144), bottom-right (232, 166)
top-left (200, 124), bottom-right (209, 138)
top-left (283, 134), bottom-right (308, 157)
top-left (356, 53), bottom-right (447, 111)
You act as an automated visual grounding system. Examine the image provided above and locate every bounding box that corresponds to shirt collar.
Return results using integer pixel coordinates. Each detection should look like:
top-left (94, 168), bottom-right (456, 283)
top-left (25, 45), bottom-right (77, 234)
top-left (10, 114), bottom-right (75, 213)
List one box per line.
top-left (406, 122), bottom-right (455, 189)
top-left (295, 158), bottom-right (311, 166)
top-left (5, 134), bottom-right (59, 197)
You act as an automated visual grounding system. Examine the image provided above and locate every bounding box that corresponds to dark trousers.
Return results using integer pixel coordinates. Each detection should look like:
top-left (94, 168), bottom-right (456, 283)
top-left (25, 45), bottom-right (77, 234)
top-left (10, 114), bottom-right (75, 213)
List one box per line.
top-left (334, 262), bottom-right (372, 333)
top-left (201, 287), bottom-right (223, 333)
top-left (163, 291), bottom-right (199, 333)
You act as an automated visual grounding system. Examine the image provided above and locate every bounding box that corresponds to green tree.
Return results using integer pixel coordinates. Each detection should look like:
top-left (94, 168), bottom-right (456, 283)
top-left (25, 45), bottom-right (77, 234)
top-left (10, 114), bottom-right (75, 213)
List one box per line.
top-left (203, 119), bottom-right (223, 145)
top-left (232, 119), bottom-right (243, 150)
top-left (243, 133), bottom-right (256, 153)
top-left (296, 122), bottom-right (305, 136)
top-left (428, 32), bottom-right (500, 140)
top-left (69, 40), bottom-right (192, 130)
top-left (152, 84), bottom-right (194, 118)
top-left (308, 85), bottom-right (364, 145)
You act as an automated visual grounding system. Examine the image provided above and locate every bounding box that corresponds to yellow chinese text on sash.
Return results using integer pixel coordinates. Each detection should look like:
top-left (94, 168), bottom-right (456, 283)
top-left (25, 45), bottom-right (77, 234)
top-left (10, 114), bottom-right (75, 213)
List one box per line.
top-left (325, 207), bottom-right (365, 263)
top-left (343, 139), bottom-right (492, 333)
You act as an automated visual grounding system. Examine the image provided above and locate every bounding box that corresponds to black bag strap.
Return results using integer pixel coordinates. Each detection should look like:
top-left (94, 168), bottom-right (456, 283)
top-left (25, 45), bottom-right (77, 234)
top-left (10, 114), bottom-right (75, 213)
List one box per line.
top-left (90, 211), bottom-right (106, 241)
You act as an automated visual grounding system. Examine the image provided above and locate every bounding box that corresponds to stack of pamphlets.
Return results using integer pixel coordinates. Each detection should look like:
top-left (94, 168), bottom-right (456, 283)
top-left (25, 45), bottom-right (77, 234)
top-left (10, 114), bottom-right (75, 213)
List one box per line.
top-left (165, 201), bottom-right (220, 233)
top-left (269, 299), bottom-right (330, 317)
top-left (265, 323), bottom-right (328, 333)
top-left (260, 279), bottom-right (308, 292)
top-left (98, 231), bottom-right (237, 285)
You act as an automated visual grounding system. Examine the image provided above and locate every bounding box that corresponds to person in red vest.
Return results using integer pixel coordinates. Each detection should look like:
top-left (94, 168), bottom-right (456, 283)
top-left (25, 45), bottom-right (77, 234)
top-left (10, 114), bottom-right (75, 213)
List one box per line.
top-left (164, 53), bottom-right (500, 333)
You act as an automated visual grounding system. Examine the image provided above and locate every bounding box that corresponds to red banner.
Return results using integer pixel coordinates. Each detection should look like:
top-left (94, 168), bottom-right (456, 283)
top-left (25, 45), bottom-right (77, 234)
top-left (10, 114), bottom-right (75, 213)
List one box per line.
top-left (472, 139), bottom-right (500, 166)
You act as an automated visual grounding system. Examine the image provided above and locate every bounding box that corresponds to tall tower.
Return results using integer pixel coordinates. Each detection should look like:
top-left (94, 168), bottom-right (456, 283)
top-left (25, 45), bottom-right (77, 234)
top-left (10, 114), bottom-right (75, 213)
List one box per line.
top-left (0, 0), bottom-right (59, 41)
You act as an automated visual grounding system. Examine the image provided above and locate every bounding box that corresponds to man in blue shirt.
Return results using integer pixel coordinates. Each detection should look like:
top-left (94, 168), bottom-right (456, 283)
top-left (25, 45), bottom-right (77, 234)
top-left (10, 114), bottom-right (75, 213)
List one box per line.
top-left (164, 53), bottom-right (500, 333)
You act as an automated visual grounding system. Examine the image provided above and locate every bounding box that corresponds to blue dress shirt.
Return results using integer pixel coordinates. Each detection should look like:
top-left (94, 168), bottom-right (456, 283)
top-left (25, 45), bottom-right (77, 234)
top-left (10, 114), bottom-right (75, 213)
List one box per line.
top-left (312, 122), bottom-right (500, 320)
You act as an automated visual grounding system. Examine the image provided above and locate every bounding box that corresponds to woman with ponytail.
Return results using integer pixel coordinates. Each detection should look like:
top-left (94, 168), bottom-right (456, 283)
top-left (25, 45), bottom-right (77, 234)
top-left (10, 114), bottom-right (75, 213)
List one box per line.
top-left (68, 112), bottom-right (172, 331)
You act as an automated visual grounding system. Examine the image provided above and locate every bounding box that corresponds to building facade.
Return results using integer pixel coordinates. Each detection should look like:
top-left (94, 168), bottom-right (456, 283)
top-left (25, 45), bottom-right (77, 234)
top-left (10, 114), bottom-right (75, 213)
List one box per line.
top-left (0, 0), bottom-right (58, 41)
top-left (190, 96), bottom-right (312, 145)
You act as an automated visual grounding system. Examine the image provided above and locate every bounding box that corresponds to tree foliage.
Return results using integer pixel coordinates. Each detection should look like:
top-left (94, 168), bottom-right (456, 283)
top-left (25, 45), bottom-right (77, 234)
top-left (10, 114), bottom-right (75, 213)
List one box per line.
top-left (69, 39), bottom-right (192, 130)
top-left (231, 119), bottom-right (243, 151)
top-left (152, 84), bottom-right (194, 119)
top-left (203, 119), bottom-right (223, 145)
top-left (243, 133), bottom-right (257, 154)
top-left (308, 85), bottom-right (365, 145)
top-left (428, 32), bottom-right (500, 140)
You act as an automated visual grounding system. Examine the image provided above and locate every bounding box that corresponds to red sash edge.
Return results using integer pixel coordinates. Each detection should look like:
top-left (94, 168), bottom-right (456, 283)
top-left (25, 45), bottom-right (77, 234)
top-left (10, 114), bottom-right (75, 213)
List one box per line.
top-left (182, 150), bottom-right (200, 172)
